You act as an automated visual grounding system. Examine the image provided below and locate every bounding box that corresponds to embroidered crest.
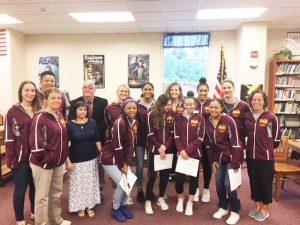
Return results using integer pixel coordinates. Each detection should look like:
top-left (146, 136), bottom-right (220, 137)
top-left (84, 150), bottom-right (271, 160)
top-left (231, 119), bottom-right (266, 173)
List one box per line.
top-left (60, 119), bottom-right (66, 126)
top-left (12, 118), bottom-right (20, 137)
top-left (177, 107), bottom-right (184, 113)
top-left (259, 118), bottom-right (268, 127)
top-left (218, 124), bottom-right (227, 132)
top-left (132, 124), bottom-right (138, 133)
top-left (191, 119), bottom-right (199, 126)
top-left (205, 106), bottom-right (210, 113)
top-left (232, 109), bottom-right (240, 117)
top-left (166, 115), bottom-right (173, 123)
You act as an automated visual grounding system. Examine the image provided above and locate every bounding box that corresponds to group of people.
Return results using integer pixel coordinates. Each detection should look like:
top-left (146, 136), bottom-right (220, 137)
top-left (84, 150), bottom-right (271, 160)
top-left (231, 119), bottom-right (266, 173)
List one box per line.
top-left (4, 71), bottom-right (281, 225)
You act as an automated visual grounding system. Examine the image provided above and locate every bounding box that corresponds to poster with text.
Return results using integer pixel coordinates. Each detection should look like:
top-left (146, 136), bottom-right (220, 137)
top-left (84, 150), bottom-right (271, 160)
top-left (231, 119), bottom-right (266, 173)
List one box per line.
top-left (83, 55), bottom-right (105, 89)
top-left (38, 56), bottom-right (59, 87)
top-left (128, 54), bottom-right (149, 88)
top-left (240, 84), bottom-right (263, 102)
top-left (287, 32), bottom-right (300, 59)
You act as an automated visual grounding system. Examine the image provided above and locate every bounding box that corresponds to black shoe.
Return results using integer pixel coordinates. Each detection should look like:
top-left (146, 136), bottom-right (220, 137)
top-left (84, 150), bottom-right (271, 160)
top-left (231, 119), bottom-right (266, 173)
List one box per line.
top-left (148, 192), bottom-right (157, 202)
top-left (136, 189), bottom-right (145, 203)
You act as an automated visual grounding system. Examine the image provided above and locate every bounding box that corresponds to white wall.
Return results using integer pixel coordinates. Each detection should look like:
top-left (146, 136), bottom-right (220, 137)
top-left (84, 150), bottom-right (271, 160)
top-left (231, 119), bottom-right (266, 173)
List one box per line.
top-left (26, 33), bottom-right (163, 103)
top-left (3, 28), bottom-right (291, 110)
top-left (10, 29), bottom-right (26, 104)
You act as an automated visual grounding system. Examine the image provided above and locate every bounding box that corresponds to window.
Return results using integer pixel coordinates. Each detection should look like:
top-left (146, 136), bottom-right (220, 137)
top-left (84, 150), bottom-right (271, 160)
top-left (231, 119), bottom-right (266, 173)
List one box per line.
top-left (163, 33), bottom-right (210, 95)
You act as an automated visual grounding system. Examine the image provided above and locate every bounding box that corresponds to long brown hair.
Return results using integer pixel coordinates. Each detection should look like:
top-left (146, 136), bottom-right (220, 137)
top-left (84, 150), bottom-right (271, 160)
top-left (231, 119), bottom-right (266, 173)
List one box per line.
top-left (165, 82), bottom-right (183, 100)
top-left (152, 94), bottom-right (171, 130)
top-left (18, 80), bottom-right (41, 113)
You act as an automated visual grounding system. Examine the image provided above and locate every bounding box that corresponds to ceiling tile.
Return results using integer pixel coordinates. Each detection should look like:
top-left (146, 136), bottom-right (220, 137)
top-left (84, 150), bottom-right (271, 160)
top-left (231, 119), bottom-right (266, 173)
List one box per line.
top-left (163, 0), bottom-right (199, 11)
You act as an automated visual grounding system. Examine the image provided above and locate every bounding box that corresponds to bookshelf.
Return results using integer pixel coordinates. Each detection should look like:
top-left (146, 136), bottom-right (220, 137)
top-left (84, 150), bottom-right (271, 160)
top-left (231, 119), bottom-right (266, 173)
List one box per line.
top-left (269, 60), bottom-right (300, 138)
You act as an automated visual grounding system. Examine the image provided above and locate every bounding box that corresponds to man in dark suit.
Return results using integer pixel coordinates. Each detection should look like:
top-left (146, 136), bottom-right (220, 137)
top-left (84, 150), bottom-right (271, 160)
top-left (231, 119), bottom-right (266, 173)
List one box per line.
top-left (70, 80), bottom-right (108, 195)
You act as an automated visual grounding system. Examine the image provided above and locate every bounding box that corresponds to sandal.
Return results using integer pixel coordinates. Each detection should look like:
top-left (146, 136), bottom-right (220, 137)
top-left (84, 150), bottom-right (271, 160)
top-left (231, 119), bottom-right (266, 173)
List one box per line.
top-left (77, 210), bottom-right (85, 218)
top-left (30, 213), bottom-right (35, 220)
top-left (86, 209), bottom-right (95, 218)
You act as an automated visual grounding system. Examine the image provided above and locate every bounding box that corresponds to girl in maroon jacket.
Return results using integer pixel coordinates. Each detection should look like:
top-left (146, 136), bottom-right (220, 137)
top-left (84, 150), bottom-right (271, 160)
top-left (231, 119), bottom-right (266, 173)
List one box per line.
top-left (104, 84), bottom-right (130, 142)
top-left (206, 99), bottom-right (243, 225)
top-left (165, 82), bottom-right (184, 182)
top-left (174, 96), bottom-right (205, 216)
top-left (5, 81), bottom-right (41, 225)
top-left (194, 78), bottom-right (212, 203)
top-left (221, 79), bottom-right (251, 147)
top-left (29, 88), bottom-right (70, 225)
top-left (144, 94), bottom-right (173, 214)
top-left (136, 82), bottom-right (155, 203)
top-left (101, 98), bottom-right (138, 222)
top-left (244, 91), bottom-right (281, 222)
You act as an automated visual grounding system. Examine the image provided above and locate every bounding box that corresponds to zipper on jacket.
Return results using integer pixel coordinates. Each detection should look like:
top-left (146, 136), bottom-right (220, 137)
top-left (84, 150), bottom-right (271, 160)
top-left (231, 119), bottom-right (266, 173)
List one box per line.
top-left (219, 152), bottom-right (223, 164)
top-left (18, 145), bottom-right (23, 162)
top-left (266, 149), bottom-right (270, 160)
top-left (253, 121), bottom-right (257, 159)
top-left (163, 120), bottom-right (166, 144)
top-left (57, 120), bottom-right (63, 166)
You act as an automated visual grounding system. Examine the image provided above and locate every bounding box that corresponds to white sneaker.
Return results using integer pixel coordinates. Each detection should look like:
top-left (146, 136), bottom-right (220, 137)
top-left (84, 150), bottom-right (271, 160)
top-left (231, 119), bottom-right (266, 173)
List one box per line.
top-left (60, 220), bottom-right (72, 225)
top-left (201, 188), bottom-right (210, 203)
top-left (157, 197), bottom-right (169, 210)
top-left (213, 208), bottom-right (228, 219)
top-left (176, 198), bottom-right (184, 213)
top-left (185, 201), bottom-right (193, 216)
top-left (127, 196), bottom-right (133, 205)
top-left (145, 200), bottom-right (153, 215)
top-left (226, 212), bottom-right (240, 225)
top-left (193, 188), bottom-right (200, 202)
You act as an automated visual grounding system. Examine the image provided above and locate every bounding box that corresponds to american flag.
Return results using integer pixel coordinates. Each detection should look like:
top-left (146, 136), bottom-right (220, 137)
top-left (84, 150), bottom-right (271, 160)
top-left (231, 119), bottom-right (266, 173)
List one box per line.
top-left (0, 29), bottom-right (7, 56)
top-left (213, 46), bottom-right (227, 99)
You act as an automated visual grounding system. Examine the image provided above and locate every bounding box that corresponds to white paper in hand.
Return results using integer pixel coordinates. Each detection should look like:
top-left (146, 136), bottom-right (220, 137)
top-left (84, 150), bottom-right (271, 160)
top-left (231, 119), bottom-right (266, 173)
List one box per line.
top-left (119, 168), bottom-right (137, 195)
top-left (228, 167), bottom-right (242, 191)
top-left (154, 154), bottom-right (173, 171)
top-left (175, 156), bottom-right (199, 177)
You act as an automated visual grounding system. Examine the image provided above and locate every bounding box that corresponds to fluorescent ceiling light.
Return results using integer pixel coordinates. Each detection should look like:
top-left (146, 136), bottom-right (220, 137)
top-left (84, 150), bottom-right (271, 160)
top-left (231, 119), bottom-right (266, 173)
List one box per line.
top-left (0, 14), bottom-right (22, 24)
top-left (69, 12), bottom-right (135, 22)
top-left (197, 8), bottom-right (268, 20)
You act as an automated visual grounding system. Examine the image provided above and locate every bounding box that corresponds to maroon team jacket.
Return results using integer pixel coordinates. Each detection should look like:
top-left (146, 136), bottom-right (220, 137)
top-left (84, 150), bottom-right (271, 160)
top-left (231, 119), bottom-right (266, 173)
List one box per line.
top-left (136, 99), bottom-right (155, 148)
top-left (37, 90), bottom-right (67, 119)
top-left (223, 100), bottom-right (251, 147)
top-left (101, 117), bottom-right (137, 170)
top-left (104, 102), bottom-right (122, 141)
top-left (147, 110), bottom-right (174, 154)
top-left (174, 111), bottom-right (205, 159)
top-left (205, 115), bottom-right (243, 169)
top-left (195, 98), bottom-right (212, 119)
top-left (29, 110), bottom-right (69, 169)
top-left (244, 111), bottom-right (282, 160)
top-left (5, 104), bottom-right (33, 169)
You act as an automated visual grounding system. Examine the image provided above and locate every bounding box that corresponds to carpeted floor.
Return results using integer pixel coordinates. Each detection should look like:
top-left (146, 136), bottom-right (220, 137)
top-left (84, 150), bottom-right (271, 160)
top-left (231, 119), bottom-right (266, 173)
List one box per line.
top-left (0, 162), bottom-right (300, 225)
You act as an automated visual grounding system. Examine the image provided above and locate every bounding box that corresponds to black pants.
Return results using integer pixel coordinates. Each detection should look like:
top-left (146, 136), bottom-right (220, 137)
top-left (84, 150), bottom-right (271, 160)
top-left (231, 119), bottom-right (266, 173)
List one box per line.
top-left (175, 171), bottom-right (199, 195)
top-left (246, 158), bottom-right (274, 204)
top-left (146, 153), bottom-right (170, 200)
top-left (12, 162), bottom-right (35, 221)
top-left (201, 149), bottom-right (212, 189)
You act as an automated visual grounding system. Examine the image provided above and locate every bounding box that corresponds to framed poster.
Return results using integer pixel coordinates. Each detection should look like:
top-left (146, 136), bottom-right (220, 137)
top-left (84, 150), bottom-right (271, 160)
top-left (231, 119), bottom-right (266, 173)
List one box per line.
top-left (83, 55), bottom-right (105, 89)
top-left (128, 54), bottom-right (149, 88)
top-left (287, 32), bottom-right (300, 59)
top-left (38, 56), bottom-right (59, 87)
top-left (240, 84), bottom-right (263, 102)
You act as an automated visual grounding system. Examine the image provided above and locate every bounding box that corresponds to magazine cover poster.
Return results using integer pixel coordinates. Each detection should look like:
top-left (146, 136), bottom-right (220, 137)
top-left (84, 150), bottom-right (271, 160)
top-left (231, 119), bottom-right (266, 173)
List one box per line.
top-left (38, 56), bottom-right (59, 87)
top-left (128, 54), bottom-right (149, 88)
top-left (240, 84), bottom-right (263, 102)
top-left (83, 55), bottom-right (105, 89)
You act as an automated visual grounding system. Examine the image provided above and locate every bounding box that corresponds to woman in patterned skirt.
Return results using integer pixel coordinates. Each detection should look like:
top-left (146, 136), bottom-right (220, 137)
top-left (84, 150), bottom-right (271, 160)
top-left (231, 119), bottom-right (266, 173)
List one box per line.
top-left (66, 101), bottom-right (102, 217)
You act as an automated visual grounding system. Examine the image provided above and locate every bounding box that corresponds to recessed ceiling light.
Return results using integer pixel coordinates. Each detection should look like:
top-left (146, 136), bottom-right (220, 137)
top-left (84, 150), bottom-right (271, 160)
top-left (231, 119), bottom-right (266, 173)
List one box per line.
top-left (197, 8), bottom-right (268, 20)
top-left (0, 14), bottom-right (22, 24)
top-left (69, 12), bottom-right (135, 22)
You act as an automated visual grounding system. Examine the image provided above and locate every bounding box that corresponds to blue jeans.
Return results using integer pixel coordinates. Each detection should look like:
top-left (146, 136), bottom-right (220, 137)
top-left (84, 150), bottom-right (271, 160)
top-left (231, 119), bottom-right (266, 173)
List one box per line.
top-left (215, 163), bottom-right (241, 213)
top-left (102, 165), bottom-right (128, 209)
top-left (12, 162), bottom-right (35, 221)
top-left (135, 146), bottom-right (146, 189)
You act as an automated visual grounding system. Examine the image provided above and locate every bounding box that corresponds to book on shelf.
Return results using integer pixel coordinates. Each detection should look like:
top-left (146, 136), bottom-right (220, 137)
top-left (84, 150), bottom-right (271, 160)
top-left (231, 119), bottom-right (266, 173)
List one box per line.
top-left (274, 102), bottom-right (298, 114)
top-left (276, 63), bottom-right (300, 75)
top-left (282, 128), bottom-right (292, 137)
